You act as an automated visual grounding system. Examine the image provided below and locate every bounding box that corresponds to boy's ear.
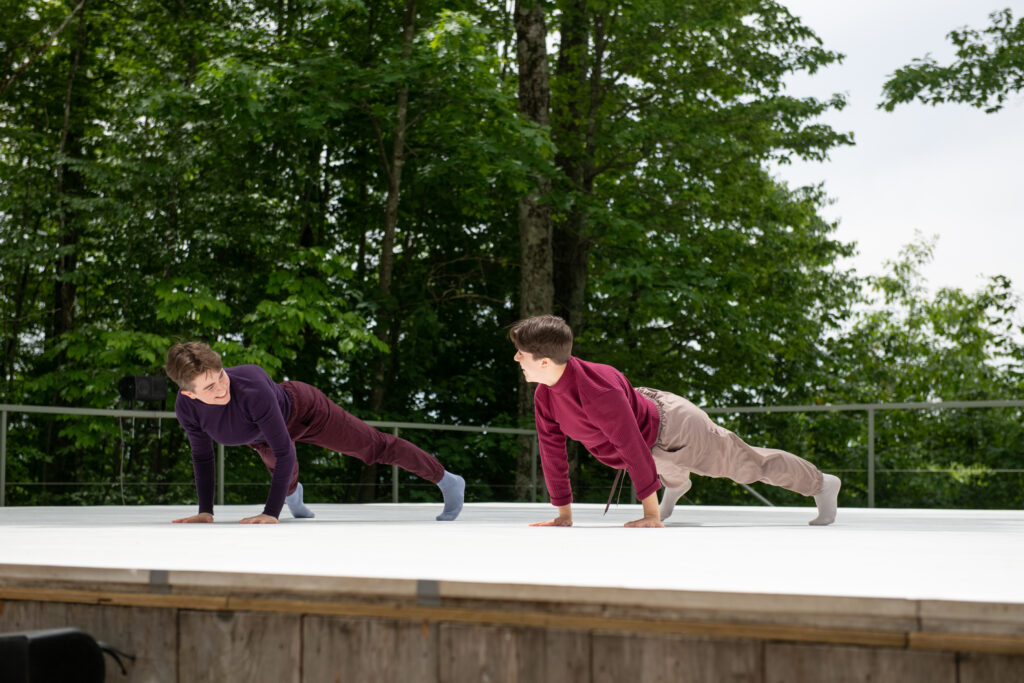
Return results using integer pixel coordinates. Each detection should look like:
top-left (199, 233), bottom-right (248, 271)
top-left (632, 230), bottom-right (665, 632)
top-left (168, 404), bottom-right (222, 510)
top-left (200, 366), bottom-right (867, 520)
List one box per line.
top-left (181, 390), bottom-right (198, 400)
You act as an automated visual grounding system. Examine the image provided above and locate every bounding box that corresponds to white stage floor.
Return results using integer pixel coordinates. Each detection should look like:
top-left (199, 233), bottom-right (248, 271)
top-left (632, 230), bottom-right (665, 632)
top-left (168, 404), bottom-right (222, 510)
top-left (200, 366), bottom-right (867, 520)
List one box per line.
top-left (1, 502), bottom-right (1023, 606)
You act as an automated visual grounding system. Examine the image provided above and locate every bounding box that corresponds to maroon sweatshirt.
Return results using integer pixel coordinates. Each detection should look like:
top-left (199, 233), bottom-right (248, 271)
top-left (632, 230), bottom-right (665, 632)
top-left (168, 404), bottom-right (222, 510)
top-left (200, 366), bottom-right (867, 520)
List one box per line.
top-left (534, 356), bottom-right (661, 506)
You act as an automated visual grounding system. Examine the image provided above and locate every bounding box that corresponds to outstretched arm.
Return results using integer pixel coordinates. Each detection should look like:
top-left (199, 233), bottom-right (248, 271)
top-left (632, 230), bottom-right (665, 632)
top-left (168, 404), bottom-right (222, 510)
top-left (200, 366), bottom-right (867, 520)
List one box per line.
top-left (174, 404), bottom-right (217, 522)
top-left (248, 387), bottom-right (295, 520)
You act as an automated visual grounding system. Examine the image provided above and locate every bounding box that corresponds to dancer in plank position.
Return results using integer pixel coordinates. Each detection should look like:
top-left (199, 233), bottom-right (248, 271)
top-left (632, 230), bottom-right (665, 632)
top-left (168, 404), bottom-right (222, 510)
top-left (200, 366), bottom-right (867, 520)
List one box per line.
top-left (509, 315), bottom-right (840, 528)
top-left (165, 341), bottom-right (465, 524)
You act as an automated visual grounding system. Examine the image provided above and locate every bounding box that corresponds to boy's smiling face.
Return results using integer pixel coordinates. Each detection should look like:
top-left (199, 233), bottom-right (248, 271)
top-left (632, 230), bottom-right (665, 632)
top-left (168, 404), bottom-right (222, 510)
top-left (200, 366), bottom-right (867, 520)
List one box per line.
top-left (182, 368), bottom-right (231, 405)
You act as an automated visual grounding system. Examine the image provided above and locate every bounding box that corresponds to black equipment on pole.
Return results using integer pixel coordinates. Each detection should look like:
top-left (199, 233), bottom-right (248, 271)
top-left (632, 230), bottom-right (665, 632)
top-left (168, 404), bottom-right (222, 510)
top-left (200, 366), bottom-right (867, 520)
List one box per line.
top-left (117, 375), bottom-right (167, 403)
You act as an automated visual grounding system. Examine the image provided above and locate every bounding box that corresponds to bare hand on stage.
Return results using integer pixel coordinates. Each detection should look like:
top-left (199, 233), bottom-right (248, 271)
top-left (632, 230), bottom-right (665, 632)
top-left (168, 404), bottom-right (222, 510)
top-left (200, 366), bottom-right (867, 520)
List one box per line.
top-left (624, 516), bottom-right (664, 528)
top-left (530, 503), bottom-right (572, 527)
top-left (530, 516), bottom-right (573, 527)
top-left (172, 512), bottom-right (214, 524)
top-left (239, 513), bottom-right (279, 524)
top-left (623, 492), bottom-right (664, 528)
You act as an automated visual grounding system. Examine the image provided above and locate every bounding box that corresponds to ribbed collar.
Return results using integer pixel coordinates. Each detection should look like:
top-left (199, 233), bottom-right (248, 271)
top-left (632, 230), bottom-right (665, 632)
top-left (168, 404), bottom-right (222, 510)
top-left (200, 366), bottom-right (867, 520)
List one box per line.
top-left (547, 356), bottom-right (577, 394)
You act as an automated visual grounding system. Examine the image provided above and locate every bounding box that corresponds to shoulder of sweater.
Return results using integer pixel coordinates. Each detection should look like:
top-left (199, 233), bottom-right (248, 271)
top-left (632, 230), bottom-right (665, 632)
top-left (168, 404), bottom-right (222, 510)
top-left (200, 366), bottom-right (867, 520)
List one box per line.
top-left (227, 364), bottom-right (269, 380)
top-left (570, 357), bottom-right (626, 391)
top-left (173, 391), bottom-right (194, 417)
top-left (228, 365), bottom-right (279, 392)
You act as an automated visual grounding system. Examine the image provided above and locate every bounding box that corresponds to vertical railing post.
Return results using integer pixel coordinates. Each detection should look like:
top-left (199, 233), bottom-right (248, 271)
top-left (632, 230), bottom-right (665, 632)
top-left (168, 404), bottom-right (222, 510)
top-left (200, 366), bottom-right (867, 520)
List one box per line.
top-left (392, 427), bottom-right (400, 503)
top-left (530, 436), bottom-right (538, 502)
top-left (217, 443), bottom-right (225, 507)
top-left (867, 408), bottom-right (875, 508)
top-left (1, 409), bottom-right (7, 507)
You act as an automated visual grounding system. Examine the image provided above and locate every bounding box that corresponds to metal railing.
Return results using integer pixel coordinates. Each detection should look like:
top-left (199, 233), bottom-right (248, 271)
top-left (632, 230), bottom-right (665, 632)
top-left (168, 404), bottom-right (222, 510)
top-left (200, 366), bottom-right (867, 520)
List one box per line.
top-left (705, 399), bottom-right (1024, 507)
top-left (0, 404), bottom-right (537, 507)
top-left (3, 399), bottom-right (1024, 508)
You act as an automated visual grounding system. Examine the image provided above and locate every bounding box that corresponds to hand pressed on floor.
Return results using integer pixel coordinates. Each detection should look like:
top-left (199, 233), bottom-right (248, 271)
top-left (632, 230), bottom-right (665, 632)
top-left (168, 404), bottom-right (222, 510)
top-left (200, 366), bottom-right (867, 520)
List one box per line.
top-left (530, 516), bottom-right (573, 527)
top-left (172, 512), bottom-right (213, 524)
top-left (624, 516), bottom-right (664, 528)
top-left (240, 513), bottom-right (279, 524)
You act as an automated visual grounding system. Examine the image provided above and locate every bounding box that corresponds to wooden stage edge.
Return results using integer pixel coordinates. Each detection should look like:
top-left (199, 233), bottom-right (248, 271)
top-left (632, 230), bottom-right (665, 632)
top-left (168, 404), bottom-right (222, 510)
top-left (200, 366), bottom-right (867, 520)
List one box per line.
top-left (2, 563), bottom-right (1023, 656)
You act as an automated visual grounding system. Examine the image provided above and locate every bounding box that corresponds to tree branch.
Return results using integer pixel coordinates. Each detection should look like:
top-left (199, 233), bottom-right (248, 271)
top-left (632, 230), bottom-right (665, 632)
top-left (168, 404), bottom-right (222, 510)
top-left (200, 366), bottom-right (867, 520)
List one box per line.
top-left (0, 0), bottom-right (88, 97)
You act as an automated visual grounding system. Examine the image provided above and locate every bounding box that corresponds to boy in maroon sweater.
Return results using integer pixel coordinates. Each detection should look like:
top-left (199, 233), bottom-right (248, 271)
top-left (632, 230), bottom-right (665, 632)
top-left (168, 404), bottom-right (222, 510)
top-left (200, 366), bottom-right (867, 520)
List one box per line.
top-left (165, 342), bottom-right (465, 524)
top-left (510, 315), bottom-right (840, 528)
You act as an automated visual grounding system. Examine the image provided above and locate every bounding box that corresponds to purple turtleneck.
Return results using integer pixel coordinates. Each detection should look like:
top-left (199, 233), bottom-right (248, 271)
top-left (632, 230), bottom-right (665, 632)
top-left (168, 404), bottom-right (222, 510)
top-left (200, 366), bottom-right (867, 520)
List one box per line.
top-left (174, 365), bottom-right (294, 518)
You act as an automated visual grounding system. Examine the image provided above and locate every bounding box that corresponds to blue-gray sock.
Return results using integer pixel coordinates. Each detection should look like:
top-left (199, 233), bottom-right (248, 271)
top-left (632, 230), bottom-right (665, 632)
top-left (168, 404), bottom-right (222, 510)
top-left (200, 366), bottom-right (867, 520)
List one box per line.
top-left (436, 471), bottom-right (465, 521)
top-left (285, 482), bottom-right (315, 519)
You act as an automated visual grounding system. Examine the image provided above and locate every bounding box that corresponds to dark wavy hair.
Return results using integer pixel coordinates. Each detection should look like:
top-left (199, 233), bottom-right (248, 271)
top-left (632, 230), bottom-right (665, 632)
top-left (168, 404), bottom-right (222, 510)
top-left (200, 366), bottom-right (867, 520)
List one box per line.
top-left (508, 315), bottom-right (573, 364)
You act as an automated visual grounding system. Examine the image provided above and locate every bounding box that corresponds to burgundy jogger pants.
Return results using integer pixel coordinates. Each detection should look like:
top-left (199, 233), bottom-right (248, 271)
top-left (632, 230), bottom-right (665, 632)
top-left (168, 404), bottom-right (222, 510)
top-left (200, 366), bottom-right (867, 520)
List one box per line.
top-left (248, 381), bottom-right (445, 495)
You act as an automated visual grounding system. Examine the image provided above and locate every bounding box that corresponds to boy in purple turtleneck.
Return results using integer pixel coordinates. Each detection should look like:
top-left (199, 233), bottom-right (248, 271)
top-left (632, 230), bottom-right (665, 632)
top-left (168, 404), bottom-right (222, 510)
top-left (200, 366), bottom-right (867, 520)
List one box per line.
top-left (165, 342), bottom-right (465, 524)
top-left (509, 315), bottom-right (841, 528)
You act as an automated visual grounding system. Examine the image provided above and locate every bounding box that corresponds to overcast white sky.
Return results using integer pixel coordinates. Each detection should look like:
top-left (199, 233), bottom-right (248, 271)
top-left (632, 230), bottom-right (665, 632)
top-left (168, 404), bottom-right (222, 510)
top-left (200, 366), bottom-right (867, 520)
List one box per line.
top-left (776, 1), bottom-right (1024, 294)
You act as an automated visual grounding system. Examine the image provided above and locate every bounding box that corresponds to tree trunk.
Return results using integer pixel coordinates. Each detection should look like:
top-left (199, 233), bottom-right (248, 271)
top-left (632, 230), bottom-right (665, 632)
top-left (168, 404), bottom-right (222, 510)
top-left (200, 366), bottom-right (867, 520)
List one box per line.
top-left (1, 261), bottom-right (31, 396)
top-left (552, 0), bottom-right (593, 335)
top-left (513, 0), bottom-right (555, 500)
top-left (363, 0), bottom-right (417, 501)
top-left (553, 210), bottom-right (589, 332)
top-left (44, 4), bottom-right (89, 486)
top-left (298, 142), bottom-right (324, 249)
top-left (294, 141), bottom-right (328, 380)
top-left (551, 2), bottom-right (609, 497)
top-left (53, 11), bottom-right (87, 353)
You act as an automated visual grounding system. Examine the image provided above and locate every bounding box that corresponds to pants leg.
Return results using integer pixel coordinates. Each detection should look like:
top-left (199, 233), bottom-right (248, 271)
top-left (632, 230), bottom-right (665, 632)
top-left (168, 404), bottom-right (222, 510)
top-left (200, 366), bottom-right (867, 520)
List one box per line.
top-left (282, 381), bottom-right (445, 484)
top-left (248, 442), bottom-right (300, 496)
top-left (640, 389), bottom-right (823, 497)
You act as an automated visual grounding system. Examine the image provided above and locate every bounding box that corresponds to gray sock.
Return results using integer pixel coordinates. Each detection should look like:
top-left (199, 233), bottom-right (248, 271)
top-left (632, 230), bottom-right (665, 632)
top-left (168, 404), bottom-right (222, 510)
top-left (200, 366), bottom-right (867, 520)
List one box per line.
top-left (809, 474), bottom-right (841, 526)
top-left (659, 475), bottom-right (692, 521)
top-left (436, 471), bottom-right (465, 521)
top-left (285, 482), bottom-right (315, 519)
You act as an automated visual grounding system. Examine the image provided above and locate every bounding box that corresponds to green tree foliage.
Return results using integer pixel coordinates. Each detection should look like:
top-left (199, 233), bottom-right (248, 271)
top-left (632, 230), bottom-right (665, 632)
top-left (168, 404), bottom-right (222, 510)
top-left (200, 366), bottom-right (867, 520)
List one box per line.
top-left (880, 8), bottom-right (1024, 113)
top-left (1, 0), bottom-right (540, 504)
top-left (539, 0), bottom-right (856, 399)
top-left (714, 238), bottom-right (1024, 509)
top-left (2, 1), bottom-right (1018, 509)
top-left (526, 0), bottom-right (859, 498)
top-left (823, 239), bottom-right (1024, 508)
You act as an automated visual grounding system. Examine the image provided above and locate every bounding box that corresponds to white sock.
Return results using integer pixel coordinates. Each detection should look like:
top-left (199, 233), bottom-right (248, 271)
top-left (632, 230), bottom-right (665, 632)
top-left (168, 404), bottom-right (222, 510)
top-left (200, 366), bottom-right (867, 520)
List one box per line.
top-left (285, 482), bottom-right (315, 519)
top-left (658, 475), bottom-right (692, 521)
top-left (436, 471), bottom-right (465, 521)
top-left (809, 474), bottom-right (841, 526)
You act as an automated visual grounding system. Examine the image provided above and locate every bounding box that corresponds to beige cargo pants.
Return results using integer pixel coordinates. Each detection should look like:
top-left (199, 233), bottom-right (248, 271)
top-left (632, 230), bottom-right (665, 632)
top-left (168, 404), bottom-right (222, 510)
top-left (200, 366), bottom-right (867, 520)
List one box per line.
top-left (637, 388), bottom-right (824, 497)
